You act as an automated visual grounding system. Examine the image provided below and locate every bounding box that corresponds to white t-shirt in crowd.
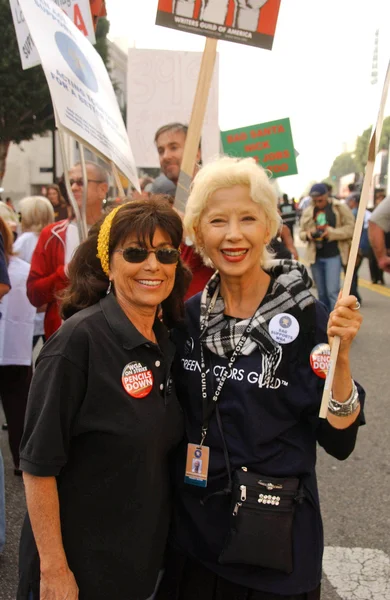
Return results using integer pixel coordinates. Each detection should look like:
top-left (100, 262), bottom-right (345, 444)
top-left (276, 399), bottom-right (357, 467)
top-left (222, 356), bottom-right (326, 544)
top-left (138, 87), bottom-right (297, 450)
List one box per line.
top-left (0, 256), bottom-right (36, 365)
top-left (13, 231), bottom-right (44, 337)
top-left (65, 222), bottom-right (80, 266)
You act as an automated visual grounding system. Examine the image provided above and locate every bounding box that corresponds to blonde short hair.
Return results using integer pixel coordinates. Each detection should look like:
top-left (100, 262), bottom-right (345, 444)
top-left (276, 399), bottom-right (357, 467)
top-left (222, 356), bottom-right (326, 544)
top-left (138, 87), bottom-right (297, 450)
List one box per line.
top-left (19, 196), bottom-right (55, 233)
top-left (184, 156), bottom-right (281, 265)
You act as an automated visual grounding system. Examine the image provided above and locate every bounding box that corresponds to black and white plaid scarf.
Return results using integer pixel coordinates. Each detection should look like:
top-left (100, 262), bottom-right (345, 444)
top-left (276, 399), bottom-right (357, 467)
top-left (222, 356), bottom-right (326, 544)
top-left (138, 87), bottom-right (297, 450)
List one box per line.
top-left (199, 259), bottom-right (314, 387)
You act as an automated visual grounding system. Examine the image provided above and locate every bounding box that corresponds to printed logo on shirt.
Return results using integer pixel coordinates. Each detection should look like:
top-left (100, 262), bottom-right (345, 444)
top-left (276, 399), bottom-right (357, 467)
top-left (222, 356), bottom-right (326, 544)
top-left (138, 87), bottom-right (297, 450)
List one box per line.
top-left (122, 361), bottom-right (154, 398)
top-left (181, 359), bottom-right (289, 390)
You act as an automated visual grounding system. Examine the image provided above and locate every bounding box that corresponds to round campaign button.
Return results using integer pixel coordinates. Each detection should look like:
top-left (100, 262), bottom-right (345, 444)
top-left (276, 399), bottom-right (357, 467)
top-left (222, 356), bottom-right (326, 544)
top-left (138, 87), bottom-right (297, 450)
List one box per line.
top-left (122, 361), bottom-right (154, 398)
top-left (310, 343), bottom-right (331, 379)
top-left (268, 313), bottom-right (300, 345)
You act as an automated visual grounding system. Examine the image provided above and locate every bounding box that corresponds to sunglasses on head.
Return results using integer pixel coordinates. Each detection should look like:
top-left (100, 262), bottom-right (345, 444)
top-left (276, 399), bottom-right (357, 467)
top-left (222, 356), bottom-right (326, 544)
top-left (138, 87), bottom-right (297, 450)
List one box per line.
top-left (116, 247), bottom-right (181, 265)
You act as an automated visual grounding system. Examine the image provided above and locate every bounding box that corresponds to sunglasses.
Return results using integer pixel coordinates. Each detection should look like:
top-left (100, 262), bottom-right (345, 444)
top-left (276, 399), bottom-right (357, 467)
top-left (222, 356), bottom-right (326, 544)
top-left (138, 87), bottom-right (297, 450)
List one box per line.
top-left (69, 178), bottom-right (104, 187)
top-left (116, 247), bottom-right (181, 264)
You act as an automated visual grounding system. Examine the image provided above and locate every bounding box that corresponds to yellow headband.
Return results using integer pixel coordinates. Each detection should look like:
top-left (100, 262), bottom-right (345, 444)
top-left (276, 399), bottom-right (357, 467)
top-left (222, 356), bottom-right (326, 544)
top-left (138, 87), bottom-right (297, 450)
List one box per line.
top-left (97, 203), bottom-right (130, 276)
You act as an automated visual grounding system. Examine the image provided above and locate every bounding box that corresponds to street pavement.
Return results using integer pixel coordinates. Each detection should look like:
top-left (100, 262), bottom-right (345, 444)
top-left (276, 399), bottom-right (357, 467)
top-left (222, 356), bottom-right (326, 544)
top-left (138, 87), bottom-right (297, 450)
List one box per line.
top-left (0, 258), bottom-right (389, 599)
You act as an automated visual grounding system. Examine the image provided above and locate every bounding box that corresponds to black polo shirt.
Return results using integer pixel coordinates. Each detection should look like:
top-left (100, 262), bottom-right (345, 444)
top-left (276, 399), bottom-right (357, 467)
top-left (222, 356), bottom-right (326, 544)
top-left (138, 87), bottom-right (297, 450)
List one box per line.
top-left (18, 293), bottom-right (184, 600)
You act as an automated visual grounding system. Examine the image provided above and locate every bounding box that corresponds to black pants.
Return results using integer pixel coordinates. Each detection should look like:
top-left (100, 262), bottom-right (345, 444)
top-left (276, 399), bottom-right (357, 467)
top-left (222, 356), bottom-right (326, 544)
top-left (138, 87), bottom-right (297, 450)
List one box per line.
top-left (155, 548), bottom-right (321, 600)
top-left (0, 365), bottom-right (32, 468)
top-left (368, 248), bottom-right (384, 284)
top-left (32, 335), bottom-right (45, 349)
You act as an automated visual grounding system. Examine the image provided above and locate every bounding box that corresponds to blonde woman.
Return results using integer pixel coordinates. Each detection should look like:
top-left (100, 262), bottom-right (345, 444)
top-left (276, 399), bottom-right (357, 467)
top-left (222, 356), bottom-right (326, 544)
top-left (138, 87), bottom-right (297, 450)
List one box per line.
top-left (157, 157), bottom-right (365, 600)
top-left (13, 196), bottom-right (54, 347)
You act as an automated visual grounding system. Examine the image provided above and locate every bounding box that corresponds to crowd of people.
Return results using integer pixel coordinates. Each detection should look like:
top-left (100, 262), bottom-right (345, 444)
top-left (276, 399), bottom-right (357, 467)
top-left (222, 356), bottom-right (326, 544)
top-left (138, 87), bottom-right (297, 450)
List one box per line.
top-left (0, 121), bottom-right (389, 599)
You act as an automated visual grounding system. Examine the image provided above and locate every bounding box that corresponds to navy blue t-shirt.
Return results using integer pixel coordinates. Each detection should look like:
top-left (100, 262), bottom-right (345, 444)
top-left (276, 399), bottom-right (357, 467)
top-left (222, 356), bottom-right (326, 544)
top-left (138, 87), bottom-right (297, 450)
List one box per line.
top-left (0, 232), bottom-right (10, 287)
top-left (168, 292), bottom-right (365, 596)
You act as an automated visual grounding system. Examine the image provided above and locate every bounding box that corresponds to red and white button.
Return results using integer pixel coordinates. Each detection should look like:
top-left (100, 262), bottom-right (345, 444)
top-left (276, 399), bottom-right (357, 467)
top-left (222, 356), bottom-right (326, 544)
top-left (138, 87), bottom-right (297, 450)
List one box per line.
top-left (310, 344), bottom-right (331, 379)
top-left (122, 361), bottom-right (154, 398)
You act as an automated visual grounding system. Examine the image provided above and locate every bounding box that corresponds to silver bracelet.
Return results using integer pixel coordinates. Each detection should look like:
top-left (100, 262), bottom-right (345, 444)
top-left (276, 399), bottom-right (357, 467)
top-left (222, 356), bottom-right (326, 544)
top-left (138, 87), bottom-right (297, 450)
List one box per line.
top-left (328, 379), bottom-right (360, 417)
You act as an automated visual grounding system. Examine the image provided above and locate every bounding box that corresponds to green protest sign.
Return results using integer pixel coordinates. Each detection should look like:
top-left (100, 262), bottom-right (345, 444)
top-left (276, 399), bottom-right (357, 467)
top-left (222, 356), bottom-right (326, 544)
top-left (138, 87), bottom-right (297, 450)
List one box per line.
top-left (221, 118), bottom-right (298, 178)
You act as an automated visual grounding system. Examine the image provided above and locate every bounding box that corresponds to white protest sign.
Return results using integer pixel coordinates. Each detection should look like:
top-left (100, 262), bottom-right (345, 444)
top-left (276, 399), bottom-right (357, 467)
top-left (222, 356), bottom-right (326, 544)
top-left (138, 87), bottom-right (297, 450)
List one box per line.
top-left (10, 0), bottom-right (96, 70)
top-left (18, 0), bottom-right (140, 191)
top-left (127, 48), bottom-right (220, 168)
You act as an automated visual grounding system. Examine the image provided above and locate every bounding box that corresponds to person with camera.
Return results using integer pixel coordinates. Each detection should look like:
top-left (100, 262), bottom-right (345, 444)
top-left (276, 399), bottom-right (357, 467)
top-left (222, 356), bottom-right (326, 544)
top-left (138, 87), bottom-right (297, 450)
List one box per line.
top-left (299, 183), bottom-right (355, 311)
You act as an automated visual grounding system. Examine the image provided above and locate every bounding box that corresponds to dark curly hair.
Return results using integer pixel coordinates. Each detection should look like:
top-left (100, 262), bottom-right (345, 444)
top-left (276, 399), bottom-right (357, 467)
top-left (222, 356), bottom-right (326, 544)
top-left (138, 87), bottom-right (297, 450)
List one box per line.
top-left (60, 197), bottom-right (192, 328)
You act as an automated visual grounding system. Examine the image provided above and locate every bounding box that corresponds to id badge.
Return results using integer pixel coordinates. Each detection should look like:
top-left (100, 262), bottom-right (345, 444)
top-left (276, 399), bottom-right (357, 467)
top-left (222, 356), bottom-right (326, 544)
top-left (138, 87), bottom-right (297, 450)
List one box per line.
top-left (184, 443), bottom-right (210, 488)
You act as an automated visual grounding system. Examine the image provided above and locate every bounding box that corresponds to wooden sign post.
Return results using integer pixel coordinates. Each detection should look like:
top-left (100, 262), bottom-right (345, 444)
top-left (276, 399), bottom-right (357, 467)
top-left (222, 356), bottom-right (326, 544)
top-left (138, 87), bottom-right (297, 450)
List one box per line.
top-left (319, 60), bottom-right (390, 419)
top-left (175, 37), bottom-right (218, 212)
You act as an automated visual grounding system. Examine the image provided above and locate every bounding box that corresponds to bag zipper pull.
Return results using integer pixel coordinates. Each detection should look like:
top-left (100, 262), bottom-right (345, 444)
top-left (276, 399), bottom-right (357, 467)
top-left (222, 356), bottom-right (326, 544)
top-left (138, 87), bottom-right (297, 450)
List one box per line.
top-left (240, 485), bottom-right (247, 501)
top-left (233, 502), bottom-right (242, 516)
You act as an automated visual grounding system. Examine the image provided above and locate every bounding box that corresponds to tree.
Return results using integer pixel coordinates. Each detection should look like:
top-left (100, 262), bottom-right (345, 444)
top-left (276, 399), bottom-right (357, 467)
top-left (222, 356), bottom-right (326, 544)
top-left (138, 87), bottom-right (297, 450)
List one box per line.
top-left (0, 1), bottom-right (110, 185)
top-left (354, 126), bottom-right (372, 173)
top-left (329, 152), bottom-right (358, 182)
top-left (0, 0), bottom-right (54, 185)
top-left (354, 116), bottom-right (390, 173)
top-left (94, 17), bottom-right (110, 66)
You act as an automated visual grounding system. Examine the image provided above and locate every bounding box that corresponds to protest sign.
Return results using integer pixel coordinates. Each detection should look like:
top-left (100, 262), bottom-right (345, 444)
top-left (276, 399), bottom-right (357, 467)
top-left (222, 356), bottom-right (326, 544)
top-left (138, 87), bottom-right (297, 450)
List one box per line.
top-left (156, 0), bottom-right (281, 51)
top-left (10, 0), bottom-right (96, 70)
top-left (221, 118), bottom-right (298, 179)
top-left (18, 0), bottom-right (140, 192)
top-left (127, 48), bottom-right (219, 168)
top-left (154, 2), bottom-right (282, 210)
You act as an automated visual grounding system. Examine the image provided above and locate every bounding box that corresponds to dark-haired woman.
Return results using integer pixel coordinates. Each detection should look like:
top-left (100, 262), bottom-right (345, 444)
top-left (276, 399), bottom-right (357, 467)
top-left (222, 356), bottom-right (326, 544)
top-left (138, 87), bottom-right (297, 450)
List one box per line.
top-left (17, 199), bottom-right (191, 600)
top-left (46, 184), bottom-right (71, 222)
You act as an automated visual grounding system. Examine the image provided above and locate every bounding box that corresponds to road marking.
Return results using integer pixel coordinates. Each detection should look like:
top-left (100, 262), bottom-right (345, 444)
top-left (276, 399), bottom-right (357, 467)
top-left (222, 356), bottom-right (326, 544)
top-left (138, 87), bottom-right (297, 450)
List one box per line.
top-left (323, 546), bottom-right (390, 599)
top-left (358, 278), bottom-right (390, 298)
top-left (298, 256), bottom-right (390, 298)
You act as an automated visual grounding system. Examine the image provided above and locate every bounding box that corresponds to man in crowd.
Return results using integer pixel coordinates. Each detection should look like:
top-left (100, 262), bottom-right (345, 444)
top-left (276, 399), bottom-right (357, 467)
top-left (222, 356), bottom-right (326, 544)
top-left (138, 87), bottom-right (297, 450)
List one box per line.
top-left (299, 183), bottom-right (355, 311)
top-left (27, 161), bottom-right (108, 339)
top-left (153, 122), bottom-right (214, 298)
top-left (368, 194), bottom-right (390, 274)
top-left (154, 122), bottom-right (201, 187)
top-left (279, 193), bottom-right (296, 235)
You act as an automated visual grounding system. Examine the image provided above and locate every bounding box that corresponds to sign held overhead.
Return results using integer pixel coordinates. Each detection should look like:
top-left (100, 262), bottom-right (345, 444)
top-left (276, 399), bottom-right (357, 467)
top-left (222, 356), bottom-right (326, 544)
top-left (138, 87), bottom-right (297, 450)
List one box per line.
top-left (127, 48), bottom-right (219, 169)
top-left (17, 0), bottom-right (139, 191)
top-left (10, 0), bottom-right (96, 70)
top-left (156, 0), bottom-right (282, 50)
top-left (221, 118), bottom-right (298, 178)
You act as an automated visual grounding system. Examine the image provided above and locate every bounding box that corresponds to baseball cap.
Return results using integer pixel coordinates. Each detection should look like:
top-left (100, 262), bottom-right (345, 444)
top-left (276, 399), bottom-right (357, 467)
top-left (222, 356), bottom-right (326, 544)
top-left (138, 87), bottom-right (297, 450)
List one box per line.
top-left (151, 174), bottom-right (177, 196)
top-left (309, 183), bottom-right (328, 197)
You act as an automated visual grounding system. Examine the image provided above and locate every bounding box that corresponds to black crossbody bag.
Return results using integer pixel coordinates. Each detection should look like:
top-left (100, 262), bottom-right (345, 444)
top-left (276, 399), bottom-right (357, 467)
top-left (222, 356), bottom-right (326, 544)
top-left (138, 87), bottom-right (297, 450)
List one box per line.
top-left (218, 458), bottom-right (304, 573)
top-left (198, 305), bottom-right (305, 574)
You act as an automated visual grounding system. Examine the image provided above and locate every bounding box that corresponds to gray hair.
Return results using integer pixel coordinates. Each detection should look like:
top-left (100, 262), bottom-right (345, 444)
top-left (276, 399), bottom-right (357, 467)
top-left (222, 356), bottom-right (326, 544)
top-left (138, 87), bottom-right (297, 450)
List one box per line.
top-left (73, 161), bottom-right (109, 184)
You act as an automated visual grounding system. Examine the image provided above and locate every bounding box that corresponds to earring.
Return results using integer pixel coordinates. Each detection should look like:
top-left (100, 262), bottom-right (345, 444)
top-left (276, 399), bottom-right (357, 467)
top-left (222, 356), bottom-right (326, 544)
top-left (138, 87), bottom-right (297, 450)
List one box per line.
top-left (106, 280), bottom-right (112, 295)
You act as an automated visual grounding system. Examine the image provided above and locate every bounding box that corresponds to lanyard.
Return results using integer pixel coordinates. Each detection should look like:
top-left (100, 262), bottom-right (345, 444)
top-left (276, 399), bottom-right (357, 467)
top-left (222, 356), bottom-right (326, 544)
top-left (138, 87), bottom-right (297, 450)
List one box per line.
top-left (199, 287), bottom-right (257, 446)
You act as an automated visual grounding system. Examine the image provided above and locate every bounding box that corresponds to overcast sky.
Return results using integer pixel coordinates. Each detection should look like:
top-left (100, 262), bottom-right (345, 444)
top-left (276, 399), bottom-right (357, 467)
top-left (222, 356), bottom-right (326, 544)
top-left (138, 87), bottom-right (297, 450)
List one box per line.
top-left (106, 0), bottom-right (390, 197)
